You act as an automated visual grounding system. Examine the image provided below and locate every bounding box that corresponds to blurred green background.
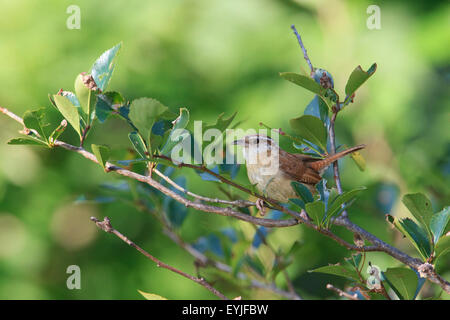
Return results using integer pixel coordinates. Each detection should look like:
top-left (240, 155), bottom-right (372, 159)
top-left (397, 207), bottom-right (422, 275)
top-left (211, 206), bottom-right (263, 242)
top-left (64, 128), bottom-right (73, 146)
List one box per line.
top-left (0, 0), bottom-right (448, 299)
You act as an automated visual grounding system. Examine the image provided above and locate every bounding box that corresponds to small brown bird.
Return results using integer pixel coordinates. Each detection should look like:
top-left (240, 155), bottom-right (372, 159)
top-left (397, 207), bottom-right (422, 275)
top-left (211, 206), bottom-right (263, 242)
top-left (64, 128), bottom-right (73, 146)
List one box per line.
top-left (234, 134), bottom-right (365, 207)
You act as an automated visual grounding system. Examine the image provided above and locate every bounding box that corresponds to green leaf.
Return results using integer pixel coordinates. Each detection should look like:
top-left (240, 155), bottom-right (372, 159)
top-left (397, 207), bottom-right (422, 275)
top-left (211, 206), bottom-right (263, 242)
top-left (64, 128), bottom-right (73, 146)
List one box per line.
top-left (128, 98), bottom-right (172, 152)
top-left (289, 198), bottom-right (306, 210)
top-left (387, 215), bottom-right (432, 260)
top-left (74, 73), bottom-right (97, 123)
top-left (137, 290), bottom-right (168, 300)
top-left (96, 91), bottom-right (125, 123)
top-left (305, 200), bottom-right (325, 227)
top-left (91, 43), bottom-right (121, 92)
top-left (291, 181), bottom-right (314, 203)
top-left (309, 263), bottom-right (360, 282)
top-left (350, 150), bottom-right (366, 171)
top-left (345, 253), bottom-right (362, 269)
top-left (280, 72), bottom-right (325, 95)
top-left (23, 109), bottom-right (49, 142)
top-left (430, 206), bottom-right (450, 244)
top-left (326, 187), bottom-right (367, 219)
top-left (231, 241), bottom-right (249, 276)
top-left (289, 115), bottom-right (327, 150)
top-left (382, 267), bottom-right (418, 300)
top-left (7, 137), bottom-right (48, 146)
top-left (128, 132), bottom-right (149, 159)
top-left (53, 94), bottom-right (82, 137)
top-left (434, 235), bottom-right (450, 264)
top-left (344, 63), bottom-right (377, 97)
top-left (402, 193), bottom-right (434, 243)
top-left (304, 95), bottom-right (329, 126)
top-left (160, 108), bottom-right (190, 155)
top-left (91, 144), bottom-right (110, 171)
top-left (287, 240), bottom-right (303, 257)
top-left (203, 112), bottom-right (237, 132)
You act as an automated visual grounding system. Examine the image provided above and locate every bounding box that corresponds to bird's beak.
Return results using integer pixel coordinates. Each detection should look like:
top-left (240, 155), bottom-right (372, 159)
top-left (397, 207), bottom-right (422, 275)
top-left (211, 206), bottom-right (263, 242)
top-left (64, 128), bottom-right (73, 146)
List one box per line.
top-left (233, 139), bottom-right (244, 146)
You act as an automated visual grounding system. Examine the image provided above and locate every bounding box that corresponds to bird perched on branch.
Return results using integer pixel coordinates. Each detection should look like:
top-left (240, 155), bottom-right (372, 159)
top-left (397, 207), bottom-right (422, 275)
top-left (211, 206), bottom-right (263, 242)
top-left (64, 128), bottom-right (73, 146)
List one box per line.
top-left (234, 134), bottom-right (365, 213)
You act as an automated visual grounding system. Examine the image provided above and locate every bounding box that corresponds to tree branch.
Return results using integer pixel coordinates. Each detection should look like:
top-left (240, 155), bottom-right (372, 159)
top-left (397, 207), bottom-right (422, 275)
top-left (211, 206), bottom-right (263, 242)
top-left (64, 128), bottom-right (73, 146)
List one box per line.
top-left (326, 284), bottom-right (359, 300)
top-left (291, 25), bottom-right (314, 74)
top-left (90, 216), bottom-right (229, 300)
top-left (152, 167), bottom-right (255, 208)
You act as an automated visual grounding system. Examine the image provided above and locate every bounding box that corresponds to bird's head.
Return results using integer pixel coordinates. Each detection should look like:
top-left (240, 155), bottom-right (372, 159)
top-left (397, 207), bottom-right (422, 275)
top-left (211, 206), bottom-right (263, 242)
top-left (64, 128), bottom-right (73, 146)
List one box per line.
top-left (233, 134), bottom-right (279, 163)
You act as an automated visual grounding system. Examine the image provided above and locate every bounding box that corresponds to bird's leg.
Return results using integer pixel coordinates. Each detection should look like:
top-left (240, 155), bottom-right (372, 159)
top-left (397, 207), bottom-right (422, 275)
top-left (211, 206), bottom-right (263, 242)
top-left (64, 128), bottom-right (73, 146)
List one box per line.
top-left (255, 198), bottom-right (266, 216)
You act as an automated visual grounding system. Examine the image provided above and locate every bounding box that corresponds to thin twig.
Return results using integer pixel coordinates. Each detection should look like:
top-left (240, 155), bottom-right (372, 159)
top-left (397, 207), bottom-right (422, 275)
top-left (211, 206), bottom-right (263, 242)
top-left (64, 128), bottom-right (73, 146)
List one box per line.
top-left (326, 284), bottom-right (359, 300)
top-left (291, 25), bottom-right (314, 74)
top-left (90, 216), bottom-right (229, 300)
top-left (153, 167), bottom-right (255, 207)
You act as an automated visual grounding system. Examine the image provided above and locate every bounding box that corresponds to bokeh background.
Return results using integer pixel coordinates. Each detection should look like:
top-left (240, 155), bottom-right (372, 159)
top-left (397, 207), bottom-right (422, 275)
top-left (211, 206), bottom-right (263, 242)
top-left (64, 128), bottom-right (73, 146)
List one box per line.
top-left (0, 0), bottom-right (448, 299)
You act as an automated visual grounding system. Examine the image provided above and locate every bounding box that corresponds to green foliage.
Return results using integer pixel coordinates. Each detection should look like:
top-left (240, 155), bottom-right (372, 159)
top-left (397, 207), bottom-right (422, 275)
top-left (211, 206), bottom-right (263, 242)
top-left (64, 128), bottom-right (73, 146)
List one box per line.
top-left (160, 108), bottom-right (190, 155)
top-left (309, 263), bottom-right (360, 282)
top-left (74, 74), bottom-right (96, 125)
top-left (280, 72), bottom-right (325, 95)
top-left (52, 94), bottom-right (82, 138)
top-left (138, 290), bottom-right (168, 300)
top-left (434, 235), bottom-right (450, 265)
top-left (91, 43), bottom-right (122, 92)
top-left (289, 115), bottom-right (327, 151)
top-left (305, 201), bottom-right (325, 227)
top-left (430, 206), bottom-right (449, 244)
top-left (128, 98), bottom-right (174, 153)
top-left (7, 137), bottom-right (48, 146)
top-left (349, 150), bottom-right (366, 171)
top-left (91, 144), bottom-right (110, 171)
top-left (291, 181), bottom-right (314, 203)
top-left (382, 267), bottom-right (418, 300)
top-left (402, 193), bottom-right (434, 243)
top-left (387, 193), bottom-right (450, 261)
top-left (128, 131), bottom-right (149, 159)
top-left (344, 63), bottom-right (377, 100)
top-left (325, 187), bottom-right (366, 224)
top-left (387, 215), bottom-right (432, 260)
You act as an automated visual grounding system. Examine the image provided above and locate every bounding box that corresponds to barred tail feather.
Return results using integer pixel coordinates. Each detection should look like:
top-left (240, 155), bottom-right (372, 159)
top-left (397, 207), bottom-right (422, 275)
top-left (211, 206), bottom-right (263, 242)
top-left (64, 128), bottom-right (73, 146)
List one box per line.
top-left (310, 144), bottom-right (366, 172)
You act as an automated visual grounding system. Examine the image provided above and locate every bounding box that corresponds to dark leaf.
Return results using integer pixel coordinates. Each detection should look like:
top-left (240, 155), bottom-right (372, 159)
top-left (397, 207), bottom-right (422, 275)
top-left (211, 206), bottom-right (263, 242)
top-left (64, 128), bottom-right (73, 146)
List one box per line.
top-left (291, 181), bottom-right (314, 203)
top-left (128, 132), bottom-right (148, 159)
top-left (386, 215), bottom-right (432, 260)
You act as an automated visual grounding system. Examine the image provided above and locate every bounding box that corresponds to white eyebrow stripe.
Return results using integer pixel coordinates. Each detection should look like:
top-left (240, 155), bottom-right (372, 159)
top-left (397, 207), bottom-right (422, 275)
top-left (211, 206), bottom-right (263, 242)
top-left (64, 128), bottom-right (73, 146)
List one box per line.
top-left (245, 135), bottom-right (273, 142)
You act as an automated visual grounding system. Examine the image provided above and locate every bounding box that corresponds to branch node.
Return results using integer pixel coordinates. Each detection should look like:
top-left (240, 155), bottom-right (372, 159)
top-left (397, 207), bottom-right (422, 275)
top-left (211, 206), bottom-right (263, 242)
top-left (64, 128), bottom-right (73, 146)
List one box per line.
top-left (90, 216), bottom-right (113, 233)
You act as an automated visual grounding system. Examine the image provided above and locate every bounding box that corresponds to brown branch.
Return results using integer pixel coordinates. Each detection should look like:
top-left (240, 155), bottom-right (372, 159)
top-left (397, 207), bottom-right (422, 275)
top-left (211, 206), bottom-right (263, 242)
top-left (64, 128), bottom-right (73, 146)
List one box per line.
top-left (90, 216), bottom-right (228, 300)
top-left (326, 284), bottom-right (359, 300)
top-left (152, 167), bottom-right (255, 207)
top-left (2, 106), bottom-right (450, 294)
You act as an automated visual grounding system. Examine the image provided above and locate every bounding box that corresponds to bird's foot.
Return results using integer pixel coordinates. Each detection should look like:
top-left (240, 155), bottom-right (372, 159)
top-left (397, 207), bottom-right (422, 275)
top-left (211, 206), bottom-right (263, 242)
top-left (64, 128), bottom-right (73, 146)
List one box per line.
top-left (256, 198), bottom-right (266, 216)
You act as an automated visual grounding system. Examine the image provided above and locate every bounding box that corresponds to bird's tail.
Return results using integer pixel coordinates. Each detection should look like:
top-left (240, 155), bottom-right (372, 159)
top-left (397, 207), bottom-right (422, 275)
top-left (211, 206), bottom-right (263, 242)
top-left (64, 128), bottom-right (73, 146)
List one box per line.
top-left (310, 144), bottom-right (366, 172)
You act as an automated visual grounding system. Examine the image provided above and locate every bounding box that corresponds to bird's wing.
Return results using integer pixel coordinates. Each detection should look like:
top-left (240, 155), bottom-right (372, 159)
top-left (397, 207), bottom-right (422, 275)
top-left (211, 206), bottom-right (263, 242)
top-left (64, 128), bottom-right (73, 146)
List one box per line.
top-left (279, 151), bottom-right (322, 186)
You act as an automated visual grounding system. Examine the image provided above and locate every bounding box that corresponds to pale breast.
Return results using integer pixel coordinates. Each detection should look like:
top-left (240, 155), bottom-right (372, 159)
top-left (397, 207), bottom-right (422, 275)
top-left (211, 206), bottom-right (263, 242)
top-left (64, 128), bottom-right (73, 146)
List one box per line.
top-left (246, 163), bottom-right (298, 203)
